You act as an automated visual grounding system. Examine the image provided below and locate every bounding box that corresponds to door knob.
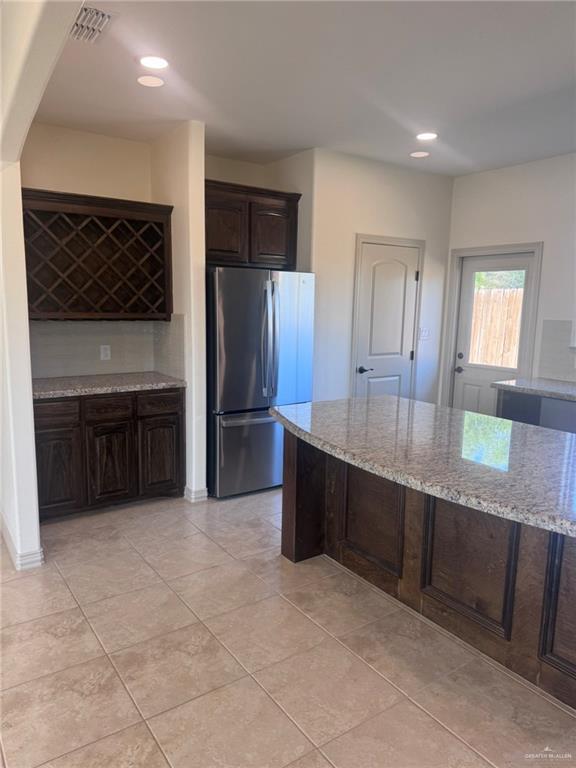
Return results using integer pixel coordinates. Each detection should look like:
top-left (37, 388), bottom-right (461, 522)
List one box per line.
top-left (357, 366), bottom-right (374, 374)
top-left (454, 366), bottom-right (464, 374)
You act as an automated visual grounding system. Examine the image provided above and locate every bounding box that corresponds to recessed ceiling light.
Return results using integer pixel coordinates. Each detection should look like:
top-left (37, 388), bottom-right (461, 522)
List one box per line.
top-left (416, 132), bottom-right (438, 141)
top-left (137, 75), bottom-right (165, 88)
top-left (140, 56), bottom-right (169, 70)
top-left (410, 151), bottom-right (430, 158)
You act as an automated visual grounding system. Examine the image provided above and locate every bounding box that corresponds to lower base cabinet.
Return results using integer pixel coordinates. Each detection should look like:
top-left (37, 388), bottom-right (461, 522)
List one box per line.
top-left (86, 421), bottom-right (136, 506)
top-left (138, 415), bottom-right (182, 496)
top-left (35, 427), bottom-right (84, 514)
top-left (34, 388), bottom-right (185, 520)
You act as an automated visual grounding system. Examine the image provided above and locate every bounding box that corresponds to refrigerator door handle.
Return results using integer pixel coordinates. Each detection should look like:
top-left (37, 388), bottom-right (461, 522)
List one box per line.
top-left (261, 282), bottom-right (270, 397)
top-left (221, 414), bottom-right (277, 428)
top-left (271, 279), bottom-right (280, 397)
top-left (265, 279), bottom-right (274, 397)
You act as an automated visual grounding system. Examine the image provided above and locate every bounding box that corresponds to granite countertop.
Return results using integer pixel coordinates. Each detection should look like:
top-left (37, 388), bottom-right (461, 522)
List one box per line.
top-left (492, 377), bottom-right (576, 403)
top-left (33, 372), bottom-right (186, 400)
top-left (271, 395), bottom-right (576, 537)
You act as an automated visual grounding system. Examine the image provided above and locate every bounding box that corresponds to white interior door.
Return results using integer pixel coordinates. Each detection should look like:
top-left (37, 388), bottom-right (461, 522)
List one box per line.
top-left (352, 236), bottom-right (421, 398)
top-left (452, 254), bottom-right (538, 415)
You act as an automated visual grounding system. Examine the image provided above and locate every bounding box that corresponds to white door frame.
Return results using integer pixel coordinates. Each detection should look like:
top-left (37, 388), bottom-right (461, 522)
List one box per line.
top-left (438, 242), bottom-right (543, 407)
top-left (350, 234), bottom-right (424, 398)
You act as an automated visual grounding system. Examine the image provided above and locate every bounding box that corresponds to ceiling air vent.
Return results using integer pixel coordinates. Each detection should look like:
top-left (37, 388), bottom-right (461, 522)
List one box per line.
top-left (70, 6), bottom-right (111, 43)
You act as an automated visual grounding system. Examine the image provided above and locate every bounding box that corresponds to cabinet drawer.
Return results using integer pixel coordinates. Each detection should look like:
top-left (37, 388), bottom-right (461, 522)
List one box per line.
top-left (137, 390), bottom-right (182, 417)
top-left (34, 399), bottom-right (80, 428)
top-left (84, 395), bottom-right (134, 423)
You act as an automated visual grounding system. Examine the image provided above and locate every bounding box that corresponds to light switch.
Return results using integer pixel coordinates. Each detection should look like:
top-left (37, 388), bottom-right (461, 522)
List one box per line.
top-left (100, 344), bottom-right (111, 361)
top-left (418, 327), bottom-right (431, 341)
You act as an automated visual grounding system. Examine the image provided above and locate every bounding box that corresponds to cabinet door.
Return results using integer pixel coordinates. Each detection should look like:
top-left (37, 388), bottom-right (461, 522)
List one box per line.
top-left (35, 427), bottom-right (84, 517)
top-left (86, 421), bottom-right (136, 506)
top-left (250, 197), bottom-right (297, 269)
top-left (138, 415), bottom-right (182, 497)
top-left (206, 190), bottom-right (249, 265)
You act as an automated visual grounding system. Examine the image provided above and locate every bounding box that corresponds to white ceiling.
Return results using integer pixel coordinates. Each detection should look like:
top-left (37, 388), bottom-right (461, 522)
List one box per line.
top-left (37, 1), bottom-right (576, 175)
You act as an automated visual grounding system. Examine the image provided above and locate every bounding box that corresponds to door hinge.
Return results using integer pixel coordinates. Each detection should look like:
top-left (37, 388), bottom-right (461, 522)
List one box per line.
top-left (409, 350), bottom-right (415, 361)
top-left (415, 270), bottom-right (420, 282)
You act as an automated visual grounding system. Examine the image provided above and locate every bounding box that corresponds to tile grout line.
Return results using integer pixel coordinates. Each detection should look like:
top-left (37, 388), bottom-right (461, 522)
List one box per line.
top-left (23, 539), bottom-right (520, 768)
top-left (113, 532), bottom-right (341, 765)
top-left (275, 593), bottom-right (500, 768)
top-left (32, 722), bottom-right (157, 768)
top-left (321, 552), bottom-right (576, 720)
top-left (2, 498), bottom-right (283, 766)
top-left (13, 533), bottom-right (510, 767)
top-left (53, 557), bottom-right (178, 768)
top-left (88, 523), bottom-right (314, 765)
top-left (0, 647), bottom-right (108, 694)
top-left (13, 496), bottom-right (572, 767)
top-left (142, 550), bottom-right (416, 763)
top-left (128, 538), bottom-right (322, 761)
top-left (16, 558), bottom-right (170, 768)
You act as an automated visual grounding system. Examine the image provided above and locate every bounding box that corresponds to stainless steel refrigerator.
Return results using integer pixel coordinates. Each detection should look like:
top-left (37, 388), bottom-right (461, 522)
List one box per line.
top-left (207, 266), bottom-right (315, 497)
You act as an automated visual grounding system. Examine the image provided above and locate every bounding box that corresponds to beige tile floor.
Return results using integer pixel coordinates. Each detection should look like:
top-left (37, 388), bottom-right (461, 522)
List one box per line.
top-left (1, 489), bottom-right (575, 768)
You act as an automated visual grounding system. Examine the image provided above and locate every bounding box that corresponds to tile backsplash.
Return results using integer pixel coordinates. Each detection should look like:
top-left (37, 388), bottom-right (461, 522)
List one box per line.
top-left (29, 317), bottom-right (185, 380)
top-left (537, 319), bottom-right (576, 381)
top-left (154, 314), bottom-right (185, 380)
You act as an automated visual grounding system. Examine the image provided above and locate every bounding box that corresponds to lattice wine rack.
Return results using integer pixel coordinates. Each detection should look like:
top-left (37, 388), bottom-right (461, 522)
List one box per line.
top-left (22, 189), bottom-right (173, 320)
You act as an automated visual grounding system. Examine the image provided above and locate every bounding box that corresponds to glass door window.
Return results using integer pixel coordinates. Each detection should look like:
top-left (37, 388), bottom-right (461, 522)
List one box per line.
top-left (452, 253), bottom-right (537, 416)
top-left (468, 269), bottom-right (526, 368)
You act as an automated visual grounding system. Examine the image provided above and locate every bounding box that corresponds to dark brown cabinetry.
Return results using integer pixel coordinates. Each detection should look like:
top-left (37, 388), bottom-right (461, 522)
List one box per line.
top-left (86, 421), bottom-right (136, 506)
top-left (35, 427), bottom-right (84, 514)
top-left (497, 389), bottom-right (576, 434)
top-left (282, 431), bottom-right (576, 709)
top-left (205, 181), bottom-right (300, 270)
top-left (138, 415), bottom-right (182, 496)
top-left (22, 188), bottom-right (173, 320)
top-left (34, 389), bottom-right (185, 520)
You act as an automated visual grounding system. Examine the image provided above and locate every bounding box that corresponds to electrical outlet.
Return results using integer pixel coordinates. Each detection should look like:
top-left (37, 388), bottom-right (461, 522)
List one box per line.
top-left (100, 344), bottom-right (111, 361)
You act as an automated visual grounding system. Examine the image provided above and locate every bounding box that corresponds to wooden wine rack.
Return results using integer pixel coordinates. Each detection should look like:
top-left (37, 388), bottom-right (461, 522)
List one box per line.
top-left (22, 188), bottom-right (173, 320)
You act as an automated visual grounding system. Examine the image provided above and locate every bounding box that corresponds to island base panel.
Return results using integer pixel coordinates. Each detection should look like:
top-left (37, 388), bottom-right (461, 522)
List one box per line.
top-left (281, 431), bottom-right (576, 709)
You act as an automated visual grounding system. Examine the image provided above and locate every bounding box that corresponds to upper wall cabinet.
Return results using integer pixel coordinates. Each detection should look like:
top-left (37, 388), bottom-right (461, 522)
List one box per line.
top-left (205, 180), bottom-right (300, 270)
top-left (22, 188), bottom-right (173, 320)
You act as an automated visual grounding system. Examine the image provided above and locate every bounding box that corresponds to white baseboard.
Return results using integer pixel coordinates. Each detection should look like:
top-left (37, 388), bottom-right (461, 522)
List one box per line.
top-left (185, 486), bottom-right (208, 503)
top-left (1, 526), bottom-right (44, 571)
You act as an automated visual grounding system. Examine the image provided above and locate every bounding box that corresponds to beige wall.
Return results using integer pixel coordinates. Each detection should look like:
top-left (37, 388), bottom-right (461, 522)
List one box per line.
top-left (311, 149), bottom-right (454, 403)
top-left (1, 162), bottom-right (42, 565)
top-left (1, 2), bottom-right (81, 164)
top-left (271, 150), bottom-right (315, 272)
top-left (1, 3), bottom-right (79, 568)
top-left (21, 122), bottom-right (152, 200)
top-left (449, 153), bottom-right (576, 381)
top-left (152, 123), bottom-right (206, 498)
top-left (205, 155), bottom-right (276, 188)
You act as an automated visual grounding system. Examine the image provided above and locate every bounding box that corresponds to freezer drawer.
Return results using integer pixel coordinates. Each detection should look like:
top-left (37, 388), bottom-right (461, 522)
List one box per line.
top-left (214, 411), bottom-right (283, 497)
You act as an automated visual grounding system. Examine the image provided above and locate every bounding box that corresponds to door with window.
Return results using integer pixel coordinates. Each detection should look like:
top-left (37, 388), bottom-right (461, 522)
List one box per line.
top-left (352, 236), bottom-right (422, 398)
top-left (452, 254), bottom-right (538, 415)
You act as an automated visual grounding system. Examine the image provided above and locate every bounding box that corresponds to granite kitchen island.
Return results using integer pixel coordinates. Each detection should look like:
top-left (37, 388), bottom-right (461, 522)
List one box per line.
top-left (271, 395), bottom-right (576, 709)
